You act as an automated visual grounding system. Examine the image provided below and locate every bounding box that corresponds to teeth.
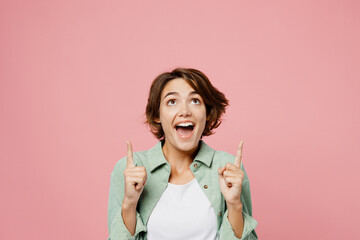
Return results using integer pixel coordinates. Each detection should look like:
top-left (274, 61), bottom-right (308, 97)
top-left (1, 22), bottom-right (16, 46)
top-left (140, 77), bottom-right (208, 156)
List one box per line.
top-left (176, 122), bottom-right (194, 127)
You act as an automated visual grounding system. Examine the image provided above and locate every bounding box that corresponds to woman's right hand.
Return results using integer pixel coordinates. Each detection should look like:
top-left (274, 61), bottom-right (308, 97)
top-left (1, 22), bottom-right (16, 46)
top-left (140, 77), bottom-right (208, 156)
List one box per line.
top-left (122, 141), bottom-right (147, 207)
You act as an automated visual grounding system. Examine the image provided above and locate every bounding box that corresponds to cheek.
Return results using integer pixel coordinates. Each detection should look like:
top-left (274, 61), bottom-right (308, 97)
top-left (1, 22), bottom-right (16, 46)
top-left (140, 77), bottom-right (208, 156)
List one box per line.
top-left (197, 108), bottom-right (207, 128)
top-left (159, 108), bottom-right (176, 125)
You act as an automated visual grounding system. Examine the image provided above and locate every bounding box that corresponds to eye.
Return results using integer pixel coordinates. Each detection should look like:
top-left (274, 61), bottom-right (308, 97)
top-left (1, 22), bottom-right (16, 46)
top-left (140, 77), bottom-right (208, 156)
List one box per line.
top-left (167, 99), bottom-right (176, 106)
top-left (191, 98), bottom-right (200, 104)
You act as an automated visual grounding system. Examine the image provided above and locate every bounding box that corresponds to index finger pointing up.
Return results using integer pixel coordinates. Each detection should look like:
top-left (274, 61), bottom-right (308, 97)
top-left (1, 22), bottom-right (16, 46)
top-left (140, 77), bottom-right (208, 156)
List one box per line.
top-left (126, 141), bottom-right (134, 168)
top-left (234, 140), bottom-right (244, 168)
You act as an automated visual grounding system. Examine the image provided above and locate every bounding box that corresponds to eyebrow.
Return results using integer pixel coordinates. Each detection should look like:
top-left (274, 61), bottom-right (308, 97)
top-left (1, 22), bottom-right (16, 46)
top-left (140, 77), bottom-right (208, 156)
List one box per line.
top-left (163, 91), bottom-right (199, 100)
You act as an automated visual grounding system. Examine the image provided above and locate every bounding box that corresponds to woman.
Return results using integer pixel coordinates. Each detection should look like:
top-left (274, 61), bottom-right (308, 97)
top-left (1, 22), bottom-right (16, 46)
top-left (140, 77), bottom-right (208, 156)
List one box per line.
top-left (108, 68), bottom-right (258, 239)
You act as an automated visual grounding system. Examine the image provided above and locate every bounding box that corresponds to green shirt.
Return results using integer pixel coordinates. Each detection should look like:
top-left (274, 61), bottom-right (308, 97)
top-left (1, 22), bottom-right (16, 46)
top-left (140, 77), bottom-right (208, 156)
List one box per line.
top-left (108, 140), bottom-right (258, 239)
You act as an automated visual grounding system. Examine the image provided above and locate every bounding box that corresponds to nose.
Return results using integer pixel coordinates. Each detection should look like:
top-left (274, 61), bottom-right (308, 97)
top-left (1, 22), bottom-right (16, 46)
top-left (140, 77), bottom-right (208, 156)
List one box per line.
top-left (178, 102), bottom-right (191, 117)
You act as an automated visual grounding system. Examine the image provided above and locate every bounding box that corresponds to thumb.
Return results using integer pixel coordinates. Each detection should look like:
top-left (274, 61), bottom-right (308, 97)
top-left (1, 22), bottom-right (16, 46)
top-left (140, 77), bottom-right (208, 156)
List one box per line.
top-left (218, 166), bottom-right (225, 175)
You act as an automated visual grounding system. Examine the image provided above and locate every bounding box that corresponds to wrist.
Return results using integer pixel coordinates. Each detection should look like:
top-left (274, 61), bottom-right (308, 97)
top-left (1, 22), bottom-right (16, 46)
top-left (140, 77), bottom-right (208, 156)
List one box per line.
top-left (226, 200), bottom-right (243, 212)
top-left (122, 198), bottom-right (137, 211)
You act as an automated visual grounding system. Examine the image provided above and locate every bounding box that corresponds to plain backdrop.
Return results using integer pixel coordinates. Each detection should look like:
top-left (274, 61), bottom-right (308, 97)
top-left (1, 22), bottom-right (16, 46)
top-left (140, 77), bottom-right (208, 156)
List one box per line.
top-left (1, 0), bottom-right (359, 239)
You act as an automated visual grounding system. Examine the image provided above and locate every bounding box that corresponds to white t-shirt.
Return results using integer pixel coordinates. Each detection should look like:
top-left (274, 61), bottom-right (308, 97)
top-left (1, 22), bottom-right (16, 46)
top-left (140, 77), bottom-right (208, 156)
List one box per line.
top-left (147, 178), bottom-right (218, 240)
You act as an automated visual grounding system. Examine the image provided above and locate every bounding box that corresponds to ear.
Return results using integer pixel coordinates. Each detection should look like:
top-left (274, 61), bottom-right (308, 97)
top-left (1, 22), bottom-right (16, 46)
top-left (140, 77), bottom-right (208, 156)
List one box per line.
top-left (154, 118), bottom-right (161, 124)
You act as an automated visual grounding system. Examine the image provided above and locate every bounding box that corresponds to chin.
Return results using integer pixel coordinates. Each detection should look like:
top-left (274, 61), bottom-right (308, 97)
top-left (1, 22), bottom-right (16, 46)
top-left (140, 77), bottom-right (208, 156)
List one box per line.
top-left (175, 138), bottom-right (201, 152)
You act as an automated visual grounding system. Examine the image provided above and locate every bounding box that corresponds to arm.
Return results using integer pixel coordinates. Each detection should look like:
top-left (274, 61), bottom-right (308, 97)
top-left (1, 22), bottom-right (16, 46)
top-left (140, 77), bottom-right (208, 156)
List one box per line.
top-left (121, 200), bottom-right (137, 236)
top-left (107, 142), bottom-right (147, 240)
top-left (219, 179), bottom-right (258, 240)
top-left (227, 201), bottom-right (244, 238)
top-left (107, 161), bottom-right (147, 240)
top-left (218, 142), bottom-right (258, 239)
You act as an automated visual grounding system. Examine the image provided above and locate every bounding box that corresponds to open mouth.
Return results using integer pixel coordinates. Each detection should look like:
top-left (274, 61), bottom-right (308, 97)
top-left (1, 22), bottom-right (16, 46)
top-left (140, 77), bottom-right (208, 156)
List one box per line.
top-left (174, 122), bottom-right (195, 139)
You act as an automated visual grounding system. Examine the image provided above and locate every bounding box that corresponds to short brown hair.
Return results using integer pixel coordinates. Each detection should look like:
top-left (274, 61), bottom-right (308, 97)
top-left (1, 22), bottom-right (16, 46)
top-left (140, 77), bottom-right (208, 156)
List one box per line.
top-left (145, 68), bottom-right (229, 140)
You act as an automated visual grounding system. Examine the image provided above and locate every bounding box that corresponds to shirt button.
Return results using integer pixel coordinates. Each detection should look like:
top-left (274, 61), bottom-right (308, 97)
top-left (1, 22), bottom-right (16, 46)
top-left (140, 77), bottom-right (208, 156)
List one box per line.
top-left (204, 185), bottom-right (208, 189)
top-left (218, 212), bottom-right (222, 216)
top-left (194, 163), bottom-right (198, 168)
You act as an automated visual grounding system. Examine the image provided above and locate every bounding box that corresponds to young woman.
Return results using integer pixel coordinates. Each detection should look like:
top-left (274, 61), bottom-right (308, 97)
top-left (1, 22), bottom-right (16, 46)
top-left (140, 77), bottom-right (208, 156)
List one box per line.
top-left (108, 68), bottom-right (258, 240)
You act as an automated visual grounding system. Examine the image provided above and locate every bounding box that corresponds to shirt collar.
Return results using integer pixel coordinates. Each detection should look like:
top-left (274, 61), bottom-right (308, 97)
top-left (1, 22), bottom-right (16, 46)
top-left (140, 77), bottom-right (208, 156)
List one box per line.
top-left (147, 141), bottom-right (168, 172)
top-left (147, 140), bottom-right (215, 172)
top-left (194, 140), bottom-right (215, 167)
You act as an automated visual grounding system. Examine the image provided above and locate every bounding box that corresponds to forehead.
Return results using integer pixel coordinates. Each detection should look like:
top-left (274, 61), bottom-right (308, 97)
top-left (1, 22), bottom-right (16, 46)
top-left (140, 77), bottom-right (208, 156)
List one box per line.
top-left (161, 78), bottom-right (196, 97)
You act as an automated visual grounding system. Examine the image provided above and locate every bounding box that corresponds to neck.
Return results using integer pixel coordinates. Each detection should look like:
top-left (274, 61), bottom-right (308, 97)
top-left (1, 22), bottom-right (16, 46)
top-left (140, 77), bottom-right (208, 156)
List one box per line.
top-left (162, 140), bottom-right (200, 171)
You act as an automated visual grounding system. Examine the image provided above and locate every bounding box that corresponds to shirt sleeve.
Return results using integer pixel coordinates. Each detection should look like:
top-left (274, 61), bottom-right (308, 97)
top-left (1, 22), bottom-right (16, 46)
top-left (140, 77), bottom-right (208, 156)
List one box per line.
top-left (107, 159), bottom-right (147, 240)
top-left (218, 179), bottom-right (258, 240)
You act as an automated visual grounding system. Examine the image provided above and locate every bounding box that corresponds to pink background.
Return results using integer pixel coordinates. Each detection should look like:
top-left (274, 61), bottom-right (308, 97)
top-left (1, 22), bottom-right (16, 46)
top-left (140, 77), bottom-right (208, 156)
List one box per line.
top-left (1, 0), bottom-right (359, 239)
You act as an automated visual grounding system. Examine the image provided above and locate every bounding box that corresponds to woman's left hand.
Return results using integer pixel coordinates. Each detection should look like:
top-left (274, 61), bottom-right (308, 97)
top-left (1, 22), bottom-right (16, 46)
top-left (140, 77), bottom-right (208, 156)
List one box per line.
top-left (218, 141), bottom-right (245, 206)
